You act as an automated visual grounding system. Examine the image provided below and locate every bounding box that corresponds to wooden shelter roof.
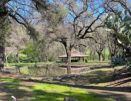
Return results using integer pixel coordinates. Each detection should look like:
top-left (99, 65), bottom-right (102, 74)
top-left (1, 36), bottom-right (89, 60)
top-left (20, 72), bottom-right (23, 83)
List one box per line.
top-left (59, 49), bottom-right (88, 58)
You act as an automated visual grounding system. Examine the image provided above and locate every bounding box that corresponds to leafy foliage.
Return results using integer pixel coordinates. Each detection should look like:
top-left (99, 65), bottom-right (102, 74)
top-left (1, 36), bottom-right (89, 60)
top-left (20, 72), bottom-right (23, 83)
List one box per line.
top-left (105, 11), bottom-right (131, 46)
top-left (111, 55), bottom-right (126, 65)
top-left (21, 42), bottom-right (39, 62)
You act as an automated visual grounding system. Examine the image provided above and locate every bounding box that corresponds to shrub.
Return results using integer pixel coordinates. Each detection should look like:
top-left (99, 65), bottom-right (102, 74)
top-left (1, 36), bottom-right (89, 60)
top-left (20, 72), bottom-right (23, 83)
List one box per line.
top-left (111, 55), bottom-right (126, 66)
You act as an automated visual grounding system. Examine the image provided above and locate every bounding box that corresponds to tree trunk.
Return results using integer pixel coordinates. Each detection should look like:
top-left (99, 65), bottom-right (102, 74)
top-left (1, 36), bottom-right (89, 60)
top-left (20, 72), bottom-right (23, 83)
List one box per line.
top-left (16, 52), bottom-right (20, 63)
top-left (110, 53), bottom-right (115, 59)
top-left (0, 5), bottom-right (8, 71)
top-left (0, 46), bottom-right (5, 71)
top-left (98, 52), bottom-right (103, 62)
top-left (62, 38), bottom-right (72, 74)
top-left (5, 54), bottom-right (8, 67)
top-left (102, 53), bottom-right (105, 61)
top-left (66, 47), bottom-right (71, 74)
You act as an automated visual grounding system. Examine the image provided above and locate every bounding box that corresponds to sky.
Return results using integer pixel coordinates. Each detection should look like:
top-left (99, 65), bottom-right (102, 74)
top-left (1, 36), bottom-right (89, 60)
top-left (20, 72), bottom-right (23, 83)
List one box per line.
top-left (7, 0), bottom-right (131, 24)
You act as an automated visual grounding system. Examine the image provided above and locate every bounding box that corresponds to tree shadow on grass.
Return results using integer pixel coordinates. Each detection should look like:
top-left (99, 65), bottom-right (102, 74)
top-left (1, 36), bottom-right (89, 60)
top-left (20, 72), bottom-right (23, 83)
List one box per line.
top-left (31, 89), bottom-right (114, 101)
top-left (0, 77), bottom-right (130, 101)
top-left (0, 78), bottom-right (32, 100)
top-left (23, 79), bottom-right (131, 92)
top-left (0, 77), bottom-right (115, 101)
top-left (31, 90), bottom-right (66, 101)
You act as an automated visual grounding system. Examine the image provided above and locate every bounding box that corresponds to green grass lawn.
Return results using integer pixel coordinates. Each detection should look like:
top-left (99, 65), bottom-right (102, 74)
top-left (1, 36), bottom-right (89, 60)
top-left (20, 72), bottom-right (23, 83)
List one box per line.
top-left (0, 77), bottom-right (115, 101)
top-left (5, 61), bottom-right (110, 67)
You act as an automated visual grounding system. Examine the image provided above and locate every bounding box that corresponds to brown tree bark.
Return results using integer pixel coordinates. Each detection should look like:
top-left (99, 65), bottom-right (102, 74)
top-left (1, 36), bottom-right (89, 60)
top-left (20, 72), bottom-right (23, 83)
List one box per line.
top-left (0, 46), bottom-right (5, 71)
top-left (0, 5), bottom-right (8, 71)
top-left (98, 52), bottom-right (103, 62)
top-left (16, 52), bottom-right (20, 63)
top-left (66, 47), bottom-right (71, 74)
top-left (102, 53), bottom-right (105, 61)
top-left (62, 38), bottom-right (72, 74)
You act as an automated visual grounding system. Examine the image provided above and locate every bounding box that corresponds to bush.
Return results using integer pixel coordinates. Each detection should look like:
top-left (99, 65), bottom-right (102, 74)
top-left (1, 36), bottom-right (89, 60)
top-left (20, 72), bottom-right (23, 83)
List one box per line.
top-left (111, 55), bottom-right (126, 66)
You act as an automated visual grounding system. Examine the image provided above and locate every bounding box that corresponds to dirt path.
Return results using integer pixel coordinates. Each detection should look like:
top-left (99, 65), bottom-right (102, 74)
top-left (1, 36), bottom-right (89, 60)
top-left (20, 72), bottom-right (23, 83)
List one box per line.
top-left (86, 89), bottom-right (131, 101)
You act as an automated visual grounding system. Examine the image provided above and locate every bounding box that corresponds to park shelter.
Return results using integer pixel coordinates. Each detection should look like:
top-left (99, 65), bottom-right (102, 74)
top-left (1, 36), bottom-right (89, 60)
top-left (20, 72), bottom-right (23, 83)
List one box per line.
top-left (59, 49), bottom-right (88, 62)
